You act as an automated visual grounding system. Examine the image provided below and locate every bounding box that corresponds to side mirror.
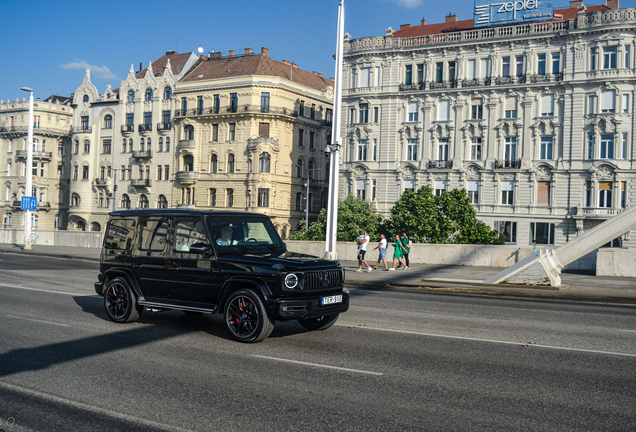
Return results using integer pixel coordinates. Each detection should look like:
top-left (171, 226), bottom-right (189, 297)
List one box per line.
top-left (189, 243), bottom-right (211, 254)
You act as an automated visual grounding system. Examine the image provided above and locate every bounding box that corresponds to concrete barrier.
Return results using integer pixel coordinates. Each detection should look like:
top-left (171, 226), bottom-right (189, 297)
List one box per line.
top-left (596, 248), bottom-right (636, 277)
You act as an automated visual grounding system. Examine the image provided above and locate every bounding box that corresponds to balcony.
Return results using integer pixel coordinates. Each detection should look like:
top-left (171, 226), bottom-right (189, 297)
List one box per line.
top-left (176, 171), bottom-right (199, 184)
top-left (121, 125), bottom-right (134, 133)
top-left (430, 80), bottom-right (457, 90)
top-left (174, 105), bottom-right (297, 118)
top-left (429, 160), bottom-right (453, 169)
top-left (71, 126), bottom-right (92, 134)
top-left (574, 207), bottom-right (624, 218)
top-left (157, 122), bottom-right (172, 131)
top-left (131, 179), bottom-right (151, 187)
top-left (178, 139), bottom-right (196, 149)
top-left (94, 178), bottom-right (109, 187)
top-left (494, 159), bottom-right (522, 169)
top-left (462, 78), bottom-right (491, 88)
top-left (138, 124), bottom-right (152, 132)
top-left (132, 150), bottom-right (152, 159)
top-left (15, 150), bottom-right (53, 161)
top-left (399, 83), bottom-right (423, 92)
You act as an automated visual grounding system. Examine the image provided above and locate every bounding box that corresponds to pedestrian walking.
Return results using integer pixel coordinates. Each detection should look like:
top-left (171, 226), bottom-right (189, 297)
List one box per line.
top-left (372, 234), bottom-right (389, 270)
top-left (389, 234), bottom-right (407, 270)
top-left (356, 229), bottom-right (373, 272)
top-left (401, 232), bottom-right (411, 269)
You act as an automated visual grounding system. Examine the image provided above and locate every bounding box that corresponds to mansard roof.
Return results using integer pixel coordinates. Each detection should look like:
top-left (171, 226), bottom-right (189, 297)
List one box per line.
top-left (135, 51), bottom-right (196, 79)
top-left (392, 5), bottom-right (611, 38)
top-left (181, 51), bottom-right (334, 91)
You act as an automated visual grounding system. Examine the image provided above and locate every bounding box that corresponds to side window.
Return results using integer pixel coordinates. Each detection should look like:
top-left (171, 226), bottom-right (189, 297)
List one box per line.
top-left (104, 218), bottom-right (136, 251)
top-left (138, 218), bottom-right (170, 252)
top-left (173, 219), bottom-right (208, 253)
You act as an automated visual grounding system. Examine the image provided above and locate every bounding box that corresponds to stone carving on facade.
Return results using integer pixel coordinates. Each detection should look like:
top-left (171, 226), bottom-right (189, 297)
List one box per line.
top-left (354, 165), bottom-right (366, 178)
top-left (595, 116), bottom-right (621, 134)
top-left (495, 119), bottom-right (521, 138)
top-left (402, 165), bottom-right (415, 179)
top-left (531, 118), bottom-right (558, 137)
top-left (349, 125), bottom-right (372, 141)
top-left (536, 165), bottom-right (551, 180)
top-left (429, 122), bottom-right (453, 139)
top-left (461, 121), bottom-right (486, 140)
top-left (596, 164), bottom-right (614, 179)
top-left (465, 164), bottom-right (480, 180)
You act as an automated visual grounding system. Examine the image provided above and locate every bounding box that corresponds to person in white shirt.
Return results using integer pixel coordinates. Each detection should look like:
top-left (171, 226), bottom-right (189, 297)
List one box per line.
top-left (372, 233), bottom-right (389, 270)
top-left (356, 229), bottom-right (373, 272)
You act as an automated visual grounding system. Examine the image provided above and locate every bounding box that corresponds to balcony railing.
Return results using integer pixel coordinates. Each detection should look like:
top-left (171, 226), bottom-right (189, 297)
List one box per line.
top-left (174, 104), bottom-right (297, 118)
top-left (576, 207), bottom-right (624, 217)
top-left (157, 122), bottom-right (172, 131)
top-left (178, 139), bottom-right (196, 149)
top-left (399, 83), bottom-right (423, 91)
top-left (494, 159), bottom-right (522, 169)
top-left (15, 150), bottom-right (52, 160)
top-left (138, 124), bottom-right (152, 132)
top-left (131, 179), bottom-right (151, 187)
top-left (71, 126), bottom-right (92, 134)
top-left (121, 125), bottom-right (134, 133)
top-left (94, 178), bottom-right (109, 186)
top-left (176, 171), bottom-right (199, 181)
top-left (429, 160), bottom-right (453, 169)
top-left (132, 150), bottom-right (152, 159)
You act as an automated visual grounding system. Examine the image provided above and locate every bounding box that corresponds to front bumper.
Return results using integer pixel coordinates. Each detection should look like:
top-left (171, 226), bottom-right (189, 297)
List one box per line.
top-left (268, 290), bottom-right (350, 320)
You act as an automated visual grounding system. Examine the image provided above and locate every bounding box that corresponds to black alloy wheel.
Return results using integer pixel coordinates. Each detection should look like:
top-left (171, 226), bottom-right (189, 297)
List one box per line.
top-left (224, 289), bottom-right (274, 343)
top-left (298, 313), bottom-right (339, 331)
top-left (104, 278), bottom-right (143, 323)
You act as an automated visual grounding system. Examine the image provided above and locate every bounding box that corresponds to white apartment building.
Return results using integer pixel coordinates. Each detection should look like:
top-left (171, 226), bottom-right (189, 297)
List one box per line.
top-left (341, 0), bottom-right (635, 248)
top-left (68, 51), bottom-right (198, 231)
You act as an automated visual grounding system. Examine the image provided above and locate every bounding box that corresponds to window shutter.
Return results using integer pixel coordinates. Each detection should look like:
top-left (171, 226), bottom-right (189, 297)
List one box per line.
top-left (467, 60), bottom-right (476, 79)
top-left (541, 94), bottom-right (554, 114)
top-left (360, 68), bottom-right (370, 87)
top-left (438, 100), bottom-right (450, 121)
top-left (505, 97), bottom-right (517, 111)
top-left (471, 98), bottom-right (481, 106)
top-left (403, 180), bottom-right (415, 190)
top-left (601, 90), bottom-right (615, 111)
top-left (599, 181), bottom-right (612, 190)
top-left (501, 181), bottom-right (514, 191)
top-left (258, 122), bottom-right (269, 138)
top-left (467, 180), bottom-right (479, 191)
top-left (537, 181), bottom-right (550, 206)
top-left (434, 180), bottom-right (447, 190)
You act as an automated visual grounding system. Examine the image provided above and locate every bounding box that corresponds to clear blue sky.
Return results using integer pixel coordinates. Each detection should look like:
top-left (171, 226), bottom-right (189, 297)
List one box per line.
top-left (1, 0), bottom-right (634, 101)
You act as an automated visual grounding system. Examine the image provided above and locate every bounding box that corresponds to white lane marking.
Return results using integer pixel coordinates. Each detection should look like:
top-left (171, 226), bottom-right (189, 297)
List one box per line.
top-left (0, 381), bottom-right (195, 432)
top-left (617, 329), bottom-right (636, 333)
top-left (337, 324), bottom-right (636, 358)
top-left (5, 315), bottom-right (71, 327)
top-left (0, 283), bottom-right (98, 297)
top-left (252, 354), bottom-right (383, 376)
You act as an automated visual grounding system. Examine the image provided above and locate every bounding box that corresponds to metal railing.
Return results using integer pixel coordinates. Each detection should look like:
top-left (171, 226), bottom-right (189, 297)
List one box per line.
top-left (138, 124), bottom-right (152, 132)
top-left (15, 150), bottom-right (52, 160)
top-left (71, 126), bottom-right (92, 134)
top-left (178, 140), bottom-right (196, 148)
top-left (157, 122), bottom-right (172, 130)
top-left (176, 171), bottom-right (199, 181)
top-left (494, 159), bottom-right (522, 169)
top-left (131, 178), bottom-right (151, 187)
top-left (174, 104), bottom-right (298, 118)
top-left (132, 150), bottom-right (152, 159)
top-left (429, 160), bottom-right (453, 169)
top-left (121, 125), bottom-right (134, 133)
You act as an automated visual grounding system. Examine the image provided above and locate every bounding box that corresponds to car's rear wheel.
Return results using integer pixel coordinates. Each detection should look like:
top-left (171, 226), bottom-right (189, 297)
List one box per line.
top-left (298, 313), bottom-right (339, 331)
top-left (224, 289), bottom-right (274, 343)
top-left (104, 277), bottom-right (143, 323)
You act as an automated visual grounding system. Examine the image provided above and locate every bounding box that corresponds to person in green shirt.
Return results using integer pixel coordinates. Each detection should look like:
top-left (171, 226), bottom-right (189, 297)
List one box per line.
top-left (401, 232), bottom-right (410, 269)
top-left (389, 234), bottom-right (408, 270)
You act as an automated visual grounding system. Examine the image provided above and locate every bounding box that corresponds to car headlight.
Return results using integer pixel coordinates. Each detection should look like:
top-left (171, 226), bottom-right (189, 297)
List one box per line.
top-left (285, 273), bottom-right (298, 289)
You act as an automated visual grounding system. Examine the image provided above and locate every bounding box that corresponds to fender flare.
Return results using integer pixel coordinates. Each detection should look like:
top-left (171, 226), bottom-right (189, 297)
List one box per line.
top-left (103, 267), bottom-right (144, 300)
top-left (218, 277), bottom-right (273, 313)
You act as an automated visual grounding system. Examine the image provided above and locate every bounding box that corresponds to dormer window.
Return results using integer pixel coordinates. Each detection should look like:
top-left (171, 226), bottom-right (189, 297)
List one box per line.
top-left (127, 90), bottom-right (135, 103)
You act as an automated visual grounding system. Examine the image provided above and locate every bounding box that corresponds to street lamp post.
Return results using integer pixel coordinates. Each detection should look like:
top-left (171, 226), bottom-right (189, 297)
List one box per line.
top-left (21, 87), bottom-right (34, 250)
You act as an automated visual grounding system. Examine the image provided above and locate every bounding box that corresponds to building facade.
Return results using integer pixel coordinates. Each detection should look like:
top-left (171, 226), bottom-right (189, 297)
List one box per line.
top-left (0, 95), bottom-right (73, 231)
top-left (341, 0), bottom-right (635, 248)
top-left (173, 47), bottom-right (334, 237)
top-left (67, 51), bottom-right (198, 231)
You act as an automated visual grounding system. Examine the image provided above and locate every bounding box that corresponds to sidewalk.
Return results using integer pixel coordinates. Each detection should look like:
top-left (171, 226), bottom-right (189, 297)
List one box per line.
top-left (1, 244), bottom-right (635, 304)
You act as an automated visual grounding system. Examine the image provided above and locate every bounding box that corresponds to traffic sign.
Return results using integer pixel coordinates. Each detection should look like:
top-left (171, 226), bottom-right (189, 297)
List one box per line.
top-left (21, 196), bottom-right (37, 211)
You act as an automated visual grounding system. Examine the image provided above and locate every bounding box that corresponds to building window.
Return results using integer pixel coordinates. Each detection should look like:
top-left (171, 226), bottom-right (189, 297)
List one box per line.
top-left (505, 137), bottom-right (517, 161)
top-left (448, 61), bottom-right (456, 81)
top-left (471, 99), bottom-right (483, 119)
top-left (212, 124), bottom-right (219, 141)
top-left (372, 179), bottom-right (377, 200)
top-left (358, 140), bottom-right (368, 161)
top-left (360, 68), bottom-right (370, 87)
top-left (531, 222), bottom-right (555, 245)
top-left (623, 94), bottom-right (629, 113)
top-left (258, 188), bottom-right (269, 207)
top-left (163, 87), bottom-right (171, 100)
top-left (435, 62), bottom-right (443, 83)
top-left (81, 116), bottom-right (89, 130)
top-left (501, 181), bottom-right (514, 205)
top-left (502, 57), bottom-right (510, 77)
top-left (121, 194), bottom-right (130, 209)
top-left (356, 180), bottom-right (366, 200)
top-left (162, 110), bottom-right (171, 126)
top-left (434, 180), bottom-right (446, 196)
top-left (600, 90), bottom-right (615, 113)
top-left (157, 165), bottom-right (162, 181)
top-left (438, 100), bottom-right (450, 121)
top-left (158, 138), bottom-right (163, 152)
top-left (407, 102), bottom-right (418, 122)
top-left (298, 128), bottom-right (304, 147)
top-left (157, 195), bottom-right (167, 209)
top-left (197, 96), bottom-right (204, 114)
top-left (495, 221), bottom-right (517, 243)
top-left (181, 97), bottom-right (187, 112)
top-left (359, 103), bottom-right (369, 123)
top-left (403, 180), bottom-right (415, 192)
top-left (405, 65), bottom-right (412, 85)
top-left (591, 47), bottom-right (598, 70)
top-left (406, 139), bottom-right (418, 161)
top-left (213, 94), bottom-right (220, 114)
top-left (467, 180), bottom-right (479, 204)
top-left (587, 134), bottom-right (594, 160)
top-left (208, 189), bottom-right (216, 207)
top-left (587, 94), bottom-right (596, 114)
top-left (260, 92), bottom-right (270, 113)
top-left (143, 112), bottom-right (152, 126)
top-left (625, 45), bottom-right (631, 68)
top-left (373, 107), bottom-right (379, 123)
top-left (259, 153), bottom-right (270, 173)
top-left (437, 139), bottom-right (449, 161)
top-left (470, 138), bottom-right (482, 160)
top-left (229, 123), bottom-right (235, 141)
top-left (83, 140), bottom-right (91, 155)
top-left (552, 53), bottom-right (560, 74)
top-left (210, 154), bottom-right (218, 173)
top-left (373, 139), bottom-right (378, 161)
top-left (537, 181), bottom-right (550, 207)
top-left (515, 56), bottom-right (524, 76)
top-left (309, 131), bottom-right (315, 149)
top-left (103, 115), bottom-right (112, 129)
top-left (145, 88), bottom-right (153, 102)
top-left (603, 46), bottom-right (617, 69)
top-left (310, 104), bottom-right (316, 119)
top-left (258, 122), bottom-right (269, 139)
top-left (230, 93), bottom-right (238, 112)
top-left (226, 189), bottom-right (234, 207)
top-left (71, 193), bottom-right (80, 207)
top-left (164, 165), bottom-right (169, 181)
top-left (296, 159), bottom-right (303, 178)
top-left (81, 165), bottom-right (89, 180)
top-left (227, 154), bottom-right (235, 173)
top-left (126, 113), bottom-right (134, 126)
top-left (599, 182), bottom-right (612, 208)
top-left (102, 140), bottom-right (111, 154)
top-left (537, 54), bottom-right (546, 75)
top-left (505, 97), bottom-right (517, 118)
top-left (585, 181), bottom-right (592, 207)
top-left (140, 138), bottom-right (145, 151)
top-left (296, 192), bottom-right (303, 211)
top-left (127, 90), bottom-right (134, 103)
top-left (540, 94), bottom-right (554, 116)
top-left (622, 133), bottom-right (628, 160)
top-left (621, 182), bottom-right (627, 208)
top-left (139, 194), bottom-right (149, 209)
top-left (600, 134), bottom-right (614, 159)
top-left (540, 137), bottom-right (553, 160)
top-left (4, 212), bottom-right (13, 226)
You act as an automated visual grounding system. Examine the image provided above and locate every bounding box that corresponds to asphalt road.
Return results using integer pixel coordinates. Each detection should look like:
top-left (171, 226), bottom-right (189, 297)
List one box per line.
top-left (0, 253), bottom-right (635, 431)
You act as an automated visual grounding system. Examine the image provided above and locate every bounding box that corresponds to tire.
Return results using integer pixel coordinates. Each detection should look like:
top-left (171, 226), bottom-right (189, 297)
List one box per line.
top-left (104, 277), bottom-right (143, 323)
top-left (298, 313), bottom-right (339, 331)
top-left (224, 289), bottom-right (274, 343)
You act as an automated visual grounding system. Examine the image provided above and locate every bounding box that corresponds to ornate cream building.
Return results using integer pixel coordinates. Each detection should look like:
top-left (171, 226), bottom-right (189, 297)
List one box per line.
top-left (341, 0), bottom-right (635, 249)
top-left (0, 95), bottom-right (73, 231)
top-left (173, 47), bottom-right (334, 237)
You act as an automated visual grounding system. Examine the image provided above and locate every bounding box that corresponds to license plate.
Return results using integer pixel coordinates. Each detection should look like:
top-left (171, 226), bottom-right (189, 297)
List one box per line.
top-left (321, 295), bottom-right (342, 306)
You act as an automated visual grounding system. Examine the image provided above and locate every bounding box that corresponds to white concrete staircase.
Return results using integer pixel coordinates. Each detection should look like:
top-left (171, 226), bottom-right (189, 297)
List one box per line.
top-left (485, 206), bottom-right (636, 287)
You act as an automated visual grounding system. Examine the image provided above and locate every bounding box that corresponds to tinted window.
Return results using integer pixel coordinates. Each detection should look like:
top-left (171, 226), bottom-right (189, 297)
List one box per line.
top-left (208, 217), bottom-right (281, 253)
top-left (104, 219), bottom-right (136, 251)
top-left (173, 219), bottom-right (208, 253)
top-left (138, 218), bottom-right (170, 252)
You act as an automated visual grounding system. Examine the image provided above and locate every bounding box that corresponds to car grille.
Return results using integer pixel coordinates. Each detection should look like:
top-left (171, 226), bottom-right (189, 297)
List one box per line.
top-left (303, 270), bottom-right (343, 290)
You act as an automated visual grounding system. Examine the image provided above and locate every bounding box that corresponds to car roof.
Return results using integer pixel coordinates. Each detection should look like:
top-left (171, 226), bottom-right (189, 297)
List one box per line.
top-left (108, 209), bottom-right (269, 218)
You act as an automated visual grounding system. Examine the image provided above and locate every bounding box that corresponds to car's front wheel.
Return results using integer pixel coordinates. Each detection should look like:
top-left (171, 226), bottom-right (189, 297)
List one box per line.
top-left (224, 289), bottom-right (274, 343)
top-left (298, 313), bottom-right (339, 331)
top-left (104, 277), bottom-right (143, 323)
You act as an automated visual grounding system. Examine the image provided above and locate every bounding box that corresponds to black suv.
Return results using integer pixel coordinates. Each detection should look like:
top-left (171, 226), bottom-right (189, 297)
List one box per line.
top-left (95, 209), bottom-right (349, 342)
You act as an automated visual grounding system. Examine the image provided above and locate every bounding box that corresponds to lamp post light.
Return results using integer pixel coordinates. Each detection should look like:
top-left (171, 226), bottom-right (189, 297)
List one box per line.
top-left (21, 87), bottom-right (34, 250)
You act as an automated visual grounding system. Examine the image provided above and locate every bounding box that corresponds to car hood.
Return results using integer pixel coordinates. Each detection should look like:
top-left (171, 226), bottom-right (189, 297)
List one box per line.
top-left (218, 251), bottom-right (340, 272)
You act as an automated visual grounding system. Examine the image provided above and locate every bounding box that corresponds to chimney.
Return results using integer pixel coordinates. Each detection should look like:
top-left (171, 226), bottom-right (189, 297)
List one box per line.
top-left (244, 47), bottom-right (252, 56)
top-left (606, 0), bottom-right (619, 9)
top-left (318, 73), bottom-right (323, 78)
top-left (209, 52), bottom-right (221, 59)
top-left (421, 18), bottom-right (427, 25)
top-left (166, 50), bottom-right (176, 56)
top-left (292, 63), bottom-right (299, 69)
top-left (445, 13), bottom-right (457, 23)
top-left (569, 0), bottom-right (584, 7)
top-left (400, 23), bottom-right (411, 29)
top-left (313, 71), bottom-right (318, 75)
top-left (229, 50), bottom-right (234, 58)
top-left (261, 47), bottom-right (270, 58)
top-left (282, 60), bottom-right (291, 66)
top-left (139, 62), bottom-right (142, 72)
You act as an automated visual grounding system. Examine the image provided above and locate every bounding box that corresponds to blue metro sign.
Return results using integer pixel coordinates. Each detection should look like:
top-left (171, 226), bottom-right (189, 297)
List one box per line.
top-left (474, 0), bottom-right (553, 27)
top-left (21, 196), bottom-right (37, 211)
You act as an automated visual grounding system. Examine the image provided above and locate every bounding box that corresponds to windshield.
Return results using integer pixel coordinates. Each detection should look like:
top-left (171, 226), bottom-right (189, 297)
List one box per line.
top-left (207, 217), bottom-right (283, 255)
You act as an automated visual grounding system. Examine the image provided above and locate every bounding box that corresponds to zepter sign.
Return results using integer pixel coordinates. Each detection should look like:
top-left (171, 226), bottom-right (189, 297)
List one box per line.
top-left (474, 0), bottom-right (553, 27)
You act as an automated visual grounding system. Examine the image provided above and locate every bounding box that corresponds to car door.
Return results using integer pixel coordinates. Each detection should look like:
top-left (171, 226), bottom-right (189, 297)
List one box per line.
top-left (134, 216), bottom-right (172, 300)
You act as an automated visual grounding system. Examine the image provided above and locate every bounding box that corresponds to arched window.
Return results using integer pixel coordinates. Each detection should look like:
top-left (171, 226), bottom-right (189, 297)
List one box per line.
top-left (147, 138), bottom-right (151, 152)
top-left (158, 137), bottom-right (164, 152)
top-left (227, 154), bottom-right (235, 173)
top-left (83, 94), bottom-right (89, 103)
top-left (308, 160), bottom-right (315, 179)
top-left (121, 194), bottom-right (130, 209)
top-left (163, 87), bottom-right (172, 100)
top-left (3, 212), bottom-right (12, 226)
top-left (31, 213), bottom-right (39, 228)
top-left (139, 194), bottom-right (149, 209)
top-left (140, 138), bottom-right (145, 151)
top-left (210, 154), bottom-right (218, 173)
top-left (71, 193), bottom-right (80, 207)
top-left (90, 222), bottom-right (101, 231)
top-left (296, 159), bottom-right (303, 178)
top-left (83, 140), bottom-right (90, 154)
top-left (127, 90), bottom-right (135, 103)
top-left (259, 152), bottom-right (270, 173)
top-left (76, 221), bottom-right (86, 231)
top-left (129, 138), bottom-right (133, 152)
top-left (183, 155), bottom-right (194, 172)
top-left (145, 88), bottom-right (153, 101)
top-left (122, 138), bottom-right (127, 153)
top-left (166, 137), bottom-right (170, 152)
top-left (157, 194), bottom-right (168, 209)
top-left (104, 114), bottom-right (112, 129)
top-left (184, 125), bottom-right (194, 140)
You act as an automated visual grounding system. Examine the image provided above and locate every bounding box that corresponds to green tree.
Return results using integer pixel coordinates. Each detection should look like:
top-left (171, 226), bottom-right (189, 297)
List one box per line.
top-left (291, 195), bottom-right (382, 241)
top-left (384, 186), bottom-right (503, 245)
